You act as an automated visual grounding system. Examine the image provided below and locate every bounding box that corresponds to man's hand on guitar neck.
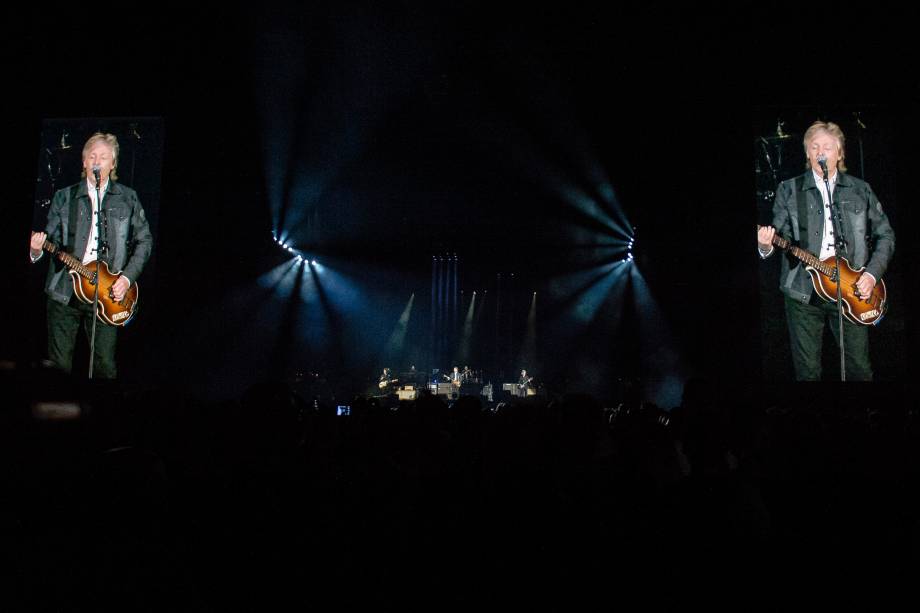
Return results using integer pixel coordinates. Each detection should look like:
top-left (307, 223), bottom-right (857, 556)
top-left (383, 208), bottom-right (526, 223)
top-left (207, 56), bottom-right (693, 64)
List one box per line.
top-left (30, 231), bottom-right (46, 260)
top-left (756, 225), bottom-right (775, 256)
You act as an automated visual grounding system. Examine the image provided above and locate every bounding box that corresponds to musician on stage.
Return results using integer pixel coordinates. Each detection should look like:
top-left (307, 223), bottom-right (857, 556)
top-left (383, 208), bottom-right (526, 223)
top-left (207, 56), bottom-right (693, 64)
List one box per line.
top-left (29, 132), bottom-right (153, 379)
top-left (518, 369), bottom-right (533, 394)
top-left (378, 367), bottom-right (396, 392)
top-left (756, 120), bottom-right (894, 381)
top-left (461, 365), bottom-right (473, 383)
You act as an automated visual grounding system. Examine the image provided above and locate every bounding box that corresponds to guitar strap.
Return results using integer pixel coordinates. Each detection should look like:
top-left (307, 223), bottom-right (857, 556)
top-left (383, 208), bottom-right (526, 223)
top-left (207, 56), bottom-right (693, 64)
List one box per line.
top-left (781, 174), bottom-right (810, 278)
top-left (856, 181), bottom-right (873, 254)
top-left (66, 184), bottom-right (81, 253)
top-left (793, 175), bottom-right (808, 243)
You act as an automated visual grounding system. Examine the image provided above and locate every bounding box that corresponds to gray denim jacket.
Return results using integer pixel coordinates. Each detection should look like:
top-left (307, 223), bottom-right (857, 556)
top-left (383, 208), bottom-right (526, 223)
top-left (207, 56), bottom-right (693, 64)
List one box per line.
top-left (41, 181), bottom-right (153, 305)
top-left (764, 171), bottom-right (895, 303)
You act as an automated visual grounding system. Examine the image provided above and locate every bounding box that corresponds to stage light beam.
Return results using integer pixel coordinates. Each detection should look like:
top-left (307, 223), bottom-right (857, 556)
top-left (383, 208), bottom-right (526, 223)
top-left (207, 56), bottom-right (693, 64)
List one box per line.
top-left (457, 291), bottom-right (477, 364)
top-left (383, 293), bottom-right (416, 362)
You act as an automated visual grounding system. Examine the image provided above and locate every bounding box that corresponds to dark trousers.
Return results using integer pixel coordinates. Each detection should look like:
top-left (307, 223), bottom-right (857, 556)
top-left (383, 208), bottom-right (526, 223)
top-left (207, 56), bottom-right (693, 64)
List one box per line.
top-left (784, 294), bottom-right (872, 381)
top-left (47, 296), bottom-right (118, 379)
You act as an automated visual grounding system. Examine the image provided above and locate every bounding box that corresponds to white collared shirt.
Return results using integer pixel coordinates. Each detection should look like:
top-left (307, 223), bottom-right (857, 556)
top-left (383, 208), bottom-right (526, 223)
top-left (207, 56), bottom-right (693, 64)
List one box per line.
top-left (83, 178), bottom-right (109, 264)
top-left (813, 170), bottom-right (837, 260)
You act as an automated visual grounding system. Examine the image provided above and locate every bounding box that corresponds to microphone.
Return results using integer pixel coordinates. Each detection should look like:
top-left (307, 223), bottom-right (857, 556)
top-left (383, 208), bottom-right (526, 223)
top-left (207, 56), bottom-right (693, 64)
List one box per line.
top-left (92, 164), bottom-right (101, 183)
top-left (817, 153), bottom-right (828, 177)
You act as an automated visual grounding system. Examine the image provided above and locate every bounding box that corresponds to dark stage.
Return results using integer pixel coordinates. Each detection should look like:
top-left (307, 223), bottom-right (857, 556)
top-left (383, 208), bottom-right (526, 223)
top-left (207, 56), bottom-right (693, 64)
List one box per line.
top-left (3, 4), bottom-right (920, 608)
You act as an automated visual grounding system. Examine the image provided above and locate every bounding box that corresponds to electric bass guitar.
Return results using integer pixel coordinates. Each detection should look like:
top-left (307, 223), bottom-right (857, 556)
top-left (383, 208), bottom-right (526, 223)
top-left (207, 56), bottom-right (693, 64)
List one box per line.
top-left (766, 233), bottom-right (887, 326)
top-left (40, 239), bottom-right (138, 326)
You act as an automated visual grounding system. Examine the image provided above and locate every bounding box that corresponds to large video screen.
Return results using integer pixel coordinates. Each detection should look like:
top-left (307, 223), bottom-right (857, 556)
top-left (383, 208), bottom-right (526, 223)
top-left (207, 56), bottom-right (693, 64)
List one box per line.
top-left (754, 107), bottom-right (904, 382)
top-left (29, 117), bottom-right (164, 377)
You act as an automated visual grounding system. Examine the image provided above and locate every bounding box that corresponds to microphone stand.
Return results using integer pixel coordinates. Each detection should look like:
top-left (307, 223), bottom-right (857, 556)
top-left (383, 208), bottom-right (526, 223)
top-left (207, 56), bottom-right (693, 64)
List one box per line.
top-left (88, 171), bottom-right (107, 379)
top-left (759, 137), bottom-right (778, 189)
top-left (821, 163), bottom-right (848, 381)
top-left (854, 112), bottom-right (866, 179)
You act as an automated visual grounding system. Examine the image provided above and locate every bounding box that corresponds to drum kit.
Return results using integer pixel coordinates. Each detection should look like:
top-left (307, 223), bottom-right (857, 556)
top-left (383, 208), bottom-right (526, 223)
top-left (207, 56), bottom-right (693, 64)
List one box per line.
top-left (34, 124), bottom-right (145, 216)
top-left (34, 129), bottom-right (74, 211)
top-left (754, 119), bottom-right (801, 221)
top-left (755, 112), bottom-right (870, 209)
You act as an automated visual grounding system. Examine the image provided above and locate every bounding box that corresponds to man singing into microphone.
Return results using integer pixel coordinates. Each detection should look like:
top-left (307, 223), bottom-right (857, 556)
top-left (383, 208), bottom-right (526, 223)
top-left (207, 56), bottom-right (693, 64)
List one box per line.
top-left (29, 132), bottom-right (153, 378)
top-left (756, 120), bottom-right (894, 381)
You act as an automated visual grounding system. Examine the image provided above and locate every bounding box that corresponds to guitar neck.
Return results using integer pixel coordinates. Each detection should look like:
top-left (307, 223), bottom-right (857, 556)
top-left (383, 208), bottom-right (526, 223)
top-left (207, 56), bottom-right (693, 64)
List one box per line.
top-left (43, 240), bottom-right (93, 280)
top-left (772, 234), bottom-right (834, 277)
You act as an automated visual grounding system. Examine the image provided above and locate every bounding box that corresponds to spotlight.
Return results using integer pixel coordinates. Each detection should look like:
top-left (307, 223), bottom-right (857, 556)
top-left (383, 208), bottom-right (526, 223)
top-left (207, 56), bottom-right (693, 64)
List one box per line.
top-left (311, 259), bottom-right (317, 265)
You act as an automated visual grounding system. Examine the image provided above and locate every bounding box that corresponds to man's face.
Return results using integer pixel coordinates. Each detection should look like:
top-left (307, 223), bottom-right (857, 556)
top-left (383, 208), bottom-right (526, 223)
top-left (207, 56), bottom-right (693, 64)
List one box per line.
top-left (806, 131), bottom-right (842, 177)
top-left (83, 142), bottom-right (116, 185)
